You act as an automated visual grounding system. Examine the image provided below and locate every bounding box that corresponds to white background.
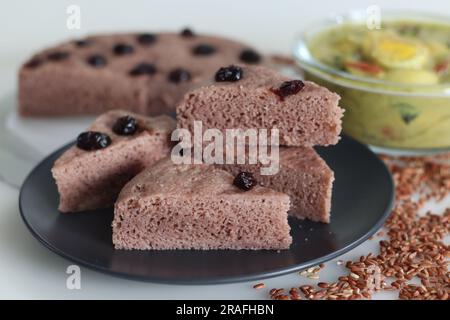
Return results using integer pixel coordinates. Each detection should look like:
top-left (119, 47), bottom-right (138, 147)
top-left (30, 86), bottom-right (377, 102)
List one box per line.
top-left (0, 0), bottom-right (449, 299)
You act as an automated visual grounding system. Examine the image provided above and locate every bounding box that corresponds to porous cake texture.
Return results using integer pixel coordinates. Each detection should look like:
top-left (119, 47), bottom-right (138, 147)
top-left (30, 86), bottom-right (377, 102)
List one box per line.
top-left (112, 158), bottom-right (292, 250)
top-left (52, 110), bottom-right (175, 212)
top-left (19, 32), bottom-right (264, 117)
top-left (177, 65), bottom-right (344, 147)
top-left (221, 147), bottom-right (334, 223)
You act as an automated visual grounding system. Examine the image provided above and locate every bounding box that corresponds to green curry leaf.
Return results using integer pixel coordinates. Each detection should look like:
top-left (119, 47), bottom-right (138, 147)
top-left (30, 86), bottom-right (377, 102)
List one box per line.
top-left (392, 103), bottom-right (420, 125)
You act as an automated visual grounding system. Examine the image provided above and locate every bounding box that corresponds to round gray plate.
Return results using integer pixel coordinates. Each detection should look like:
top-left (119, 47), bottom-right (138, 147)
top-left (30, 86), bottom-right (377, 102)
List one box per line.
top-left (19, 136), bottom-right (394, 285)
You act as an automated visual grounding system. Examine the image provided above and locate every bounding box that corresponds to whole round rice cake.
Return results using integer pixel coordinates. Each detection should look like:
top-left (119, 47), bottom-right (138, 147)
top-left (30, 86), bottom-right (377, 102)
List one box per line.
top-left (19, 30), bottom-right (265, 117)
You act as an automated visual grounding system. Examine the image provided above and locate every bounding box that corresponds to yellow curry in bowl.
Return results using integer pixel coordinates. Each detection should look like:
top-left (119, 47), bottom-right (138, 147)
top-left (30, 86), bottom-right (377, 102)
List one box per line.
top-left (296, 17), bottom-right (450, 151)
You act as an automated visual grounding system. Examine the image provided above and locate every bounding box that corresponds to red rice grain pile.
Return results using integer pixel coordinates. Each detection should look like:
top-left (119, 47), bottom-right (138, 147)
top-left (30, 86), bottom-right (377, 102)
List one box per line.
top-left (266, 154), bottom-right (450, 300)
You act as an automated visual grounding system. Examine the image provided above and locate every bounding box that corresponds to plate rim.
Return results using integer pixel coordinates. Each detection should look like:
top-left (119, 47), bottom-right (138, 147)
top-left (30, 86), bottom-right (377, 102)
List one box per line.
top-left (18, 136), bottom-right (395, 285)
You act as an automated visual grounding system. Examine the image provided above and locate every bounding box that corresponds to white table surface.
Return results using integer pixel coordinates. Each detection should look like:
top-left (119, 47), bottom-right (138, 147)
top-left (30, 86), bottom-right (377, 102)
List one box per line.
top-left (0, 0), bottom-right (449, 300)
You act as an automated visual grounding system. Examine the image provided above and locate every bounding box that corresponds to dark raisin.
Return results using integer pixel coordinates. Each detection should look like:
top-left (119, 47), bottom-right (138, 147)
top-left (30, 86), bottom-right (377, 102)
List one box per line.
top-left (215, 65), bottom-right (243, 82)
top-left (129, 62), bottom-right (157, 76)
top-left (270, 80), bottom-right (305, 101)
top-left (137, 33), bottom-right (157, 45)
top-left (47, 51), bottom-right (70, 61)
top-left (112, 116), bottom-right (138, 135)
top-left (192, 44), bottom-right (216, 55)
top-left (233, 172), bottom-right (257, 191)
top-left (87, 55), bottom-right (107, 68)
top-left (180, 28), bottom-right (195, 37)
top-left (76, 131), bottom-right (111, 151)
top-left (239, 49), bottom-right (261, 64)
top-left (74, 39), bottom-right (91, 47)
top-left (168, 68), bottom-right (191, 83)
top-left (24, 58), bottom-right (43, 69)
top-left (113, 43), bottom-right (134, 55)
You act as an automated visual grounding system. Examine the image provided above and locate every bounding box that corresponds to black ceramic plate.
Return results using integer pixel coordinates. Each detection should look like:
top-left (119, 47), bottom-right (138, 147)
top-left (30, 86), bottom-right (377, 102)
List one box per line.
top-left (19, 136), bottom-right (394, 285)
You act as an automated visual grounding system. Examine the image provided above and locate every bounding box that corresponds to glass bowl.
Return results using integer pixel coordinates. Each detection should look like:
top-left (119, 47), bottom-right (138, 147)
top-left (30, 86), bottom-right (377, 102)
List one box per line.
top-left (293, 11), bottom-right (450, 154)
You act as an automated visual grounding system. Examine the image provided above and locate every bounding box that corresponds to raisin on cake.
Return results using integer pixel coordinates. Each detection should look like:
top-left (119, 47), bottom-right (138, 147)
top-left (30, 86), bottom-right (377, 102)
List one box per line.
top-left (221, 147), bottom-right (334, 223)
top-left (112, 158), bottom-right (292, 250)
top-left (19, 31), bottom-right (265, 117)
top-left (177, 64), bottom-right (344, 147)
top-left (52, 110), bottom-right (175, 212)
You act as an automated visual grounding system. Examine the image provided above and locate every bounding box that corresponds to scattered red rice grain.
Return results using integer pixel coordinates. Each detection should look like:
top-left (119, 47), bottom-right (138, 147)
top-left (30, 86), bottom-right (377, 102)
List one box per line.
top-left (264, 153), bottom-right (450, 300)
top-left (253, 283), bottom-right (265, 290)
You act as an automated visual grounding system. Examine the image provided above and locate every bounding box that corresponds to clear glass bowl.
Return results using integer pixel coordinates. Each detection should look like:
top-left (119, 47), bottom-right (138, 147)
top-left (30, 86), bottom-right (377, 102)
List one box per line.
top-left (293, 11), bottom-right (450, 154)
